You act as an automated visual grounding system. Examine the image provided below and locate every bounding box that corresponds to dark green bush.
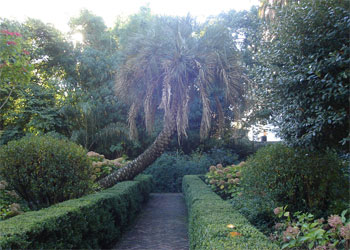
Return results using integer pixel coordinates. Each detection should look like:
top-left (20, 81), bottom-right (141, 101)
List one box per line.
top-left (230, 194), bottom-right (277, 236)
top-left (0, 175), bottom-right (153, 249)
top-left (241, 143), bottom-right (349, 216)
top-left (0, 135), bottom-right (93, 209)
top-left (144, 149), bottom-right (239, 192)
top-left (182, 175), bottom-right (278, 249)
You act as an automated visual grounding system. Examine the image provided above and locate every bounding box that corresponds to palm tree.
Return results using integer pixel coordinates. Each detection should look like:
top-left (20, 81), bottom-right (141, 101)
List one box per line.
top-left (259, 0), bottom-right (291, 20)
top-left (98, 16), bottom-right (246, 188)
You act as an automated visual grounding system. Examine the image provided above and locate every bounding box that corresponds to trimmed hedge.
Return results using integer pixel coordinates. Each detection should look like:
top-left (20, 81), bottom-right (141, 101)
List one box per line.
top-left (182, 175), bottom-right (279, 250)
top-left (0, 175), bottom-right (153, 249)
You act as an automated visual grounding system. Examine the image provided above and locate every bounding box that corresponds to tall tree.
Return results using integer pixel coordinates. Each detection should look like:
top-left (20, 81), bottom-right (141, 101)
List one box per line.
top-left (99, 16), bottom-right (246, 188)
top-left (67, 10), bottom-right (136, 158)
top-left (252, 0), bottom-right (350, 150)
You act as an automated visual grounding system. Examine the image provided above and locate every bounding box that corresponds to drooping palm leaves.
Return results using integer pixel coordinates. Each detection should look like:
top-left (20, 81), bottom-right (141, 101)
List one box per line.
top-left (99, 16), bottom-right (246, 188)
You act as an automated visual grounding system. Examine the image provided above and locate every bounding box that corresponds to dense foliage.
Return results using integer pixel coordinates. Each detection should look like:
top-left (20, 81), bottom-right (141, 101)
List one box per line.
top-left (0, 135), bottom-right (93, 209)
top-left (251, 0), bottom-right (350, 150)
top-left (0, 175), bottom-right (153, 249)
top-left (0, 180), bottom-right (29, 220)
top-left (240, 143), bottom-right (349, 216)
top-left (144, 149), bottom-right (239, 192)
top-left (205, 162), bottom-right (243, 199)
top-left (271, 206), bottom-right (350, 249)
top-left (0, 14), bottom-right (141, 159)
top-left (0, 30), bottom-right (32, 112)
top-left (0, 4), bottom-right (349, 248)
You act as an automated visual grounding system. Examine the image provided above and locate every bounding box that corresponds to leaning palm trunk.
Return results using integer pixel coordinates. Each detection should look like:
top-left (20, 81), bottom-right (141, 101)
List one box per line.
top-left (99, 16), bottom-right (245, 189)
top-left (98, 114), bottom-right (176, 188)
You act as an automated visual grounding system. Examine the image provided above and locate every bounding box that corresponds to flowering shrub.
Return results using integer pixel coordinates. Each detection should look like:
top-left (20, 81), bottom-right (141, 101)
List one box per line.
top-left (0, 29), bottom-right (32, 109)
top-left (205, 162), bottom-right (245, 199)
top-left (87, 151), bottom-right (128, 182)
top-left (271, 206), bottom-right (350, 249)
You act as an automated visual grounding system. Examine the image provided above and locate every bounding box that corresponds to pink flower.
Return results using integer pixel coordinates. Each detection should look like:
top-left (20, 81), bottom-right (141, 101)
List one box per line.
top-left (7, 41), bottom-right (17, 45)
top-left (209, 165), bottom-right (216, 172)
top-left (0, 30), bottom-right (19, 36)
top-left (216, 170), bottom-right (224, 175)
top-left (23, 50), bottom-right (30, 55)
top-left (328, 215), bottom-right (343, 228)
top-left (274, 207), bottom-right (282, 215)
top-left (282, 226), bottom-right (299, 241)
top-left (274, 223), bottom-right (283, 230)
top-left (1, 30), bottom-right (11, 35)
top-left (340, 224), bottom-right (350, 240)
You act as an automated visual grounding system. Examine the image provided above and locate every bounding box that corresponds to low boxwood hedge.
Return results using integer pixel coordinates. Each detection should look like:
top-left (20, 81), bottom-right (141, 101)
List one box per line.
top-left (182, 175), bottom-right (279, 250)
top-left (0, 175), bottom-right (153, 249)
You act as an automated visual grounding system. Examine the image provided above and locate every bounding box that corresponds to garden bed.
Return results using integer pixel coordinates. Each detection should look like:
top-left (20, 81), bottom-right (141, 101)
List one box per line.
top-left (182, 175), bottom-right (279, 250)
top-left (0, 175), bottom-right (153, 249)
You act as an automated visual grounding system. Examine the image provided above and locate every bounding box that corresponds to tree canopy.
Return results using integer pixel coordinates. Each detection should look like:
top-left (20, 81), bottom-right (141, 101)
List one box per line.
top-left (250, 0), bottom-right (350, 150)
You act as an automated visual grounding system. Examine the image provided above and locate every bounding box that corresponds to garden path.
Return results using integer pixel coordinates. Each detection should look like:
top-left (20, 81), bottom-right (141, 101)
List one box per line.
top-left (112, 193), bottom-right (189, 250)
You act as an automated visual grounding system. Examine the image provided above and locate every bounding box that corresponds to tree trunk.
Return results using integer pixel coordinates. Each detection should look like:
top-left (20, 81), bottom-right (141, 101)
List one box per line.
top-left (98, 113), bottom-right (177, 189)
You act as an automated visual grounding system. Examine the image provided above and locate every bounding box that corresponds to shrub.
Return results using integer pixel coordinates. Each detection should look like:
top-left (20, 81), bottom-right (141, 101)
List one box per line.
top-left (0, 135), bottom-right (93, 209)
top-left (205, 162), bottom-right (244, 199)
top-left (271, 206), bottom-right (350, 249)
top-left (144, 149), bottom-right (239, 192)
top-left (87, 151), bottom-right (129, 182)
top-left (182, 175), bottom-right (278, 249)
top-left (0, 175), bottom-right (153, 249)
top-left (241, 143), bottom-right (349, 216)
top-left (0, 180), bottom-right (30, 221)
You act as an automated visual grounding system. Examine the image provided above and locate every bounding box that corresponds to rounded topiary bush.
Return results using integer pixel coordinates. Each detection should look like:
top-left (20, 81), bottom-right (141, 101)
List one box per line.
top-left (0, 135), bottom-right (93, 209)
top-left (241, 143), bottom-right (349, 216)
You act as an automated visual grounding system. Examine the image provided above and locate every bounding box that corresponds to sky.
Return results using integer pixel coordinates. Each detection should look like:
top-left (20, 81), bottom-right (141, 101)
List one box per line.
top-left (0, 0), bottom-right (259, 32)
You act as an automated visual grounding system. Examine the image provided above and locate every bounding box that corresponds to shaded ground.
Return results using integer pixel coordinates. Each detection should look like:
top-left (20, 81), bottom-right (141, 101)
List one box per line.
top-left (112, 193), bottom-right (189, 250)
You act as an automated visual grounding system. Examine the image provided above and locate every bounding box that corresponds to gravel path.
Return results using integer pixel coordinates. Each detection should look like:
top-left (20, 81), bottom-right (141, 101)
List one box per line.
top-left (112, 193), bottom-right (189, 250)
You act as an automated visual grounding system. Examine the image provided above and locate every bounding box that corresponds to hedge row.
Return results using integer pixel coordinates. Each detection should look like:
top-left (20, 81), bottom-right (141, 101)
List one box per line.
top-left (0, 175), bottom-right (153, 249)
top-left (182, 175), bottom-right (279, 250)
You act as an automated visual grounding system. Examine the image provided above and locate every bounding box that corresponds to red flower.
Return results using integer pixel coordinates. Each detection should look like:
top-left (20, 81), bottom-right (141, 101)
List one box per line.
top-left (1, 30), bottom-right (10, 35)
top-left (23, 50), bottom-right (30, 55)
top-left (7, 41), bottom-right (17, 45)
top-left (1, 30), bottom-right (21, 36)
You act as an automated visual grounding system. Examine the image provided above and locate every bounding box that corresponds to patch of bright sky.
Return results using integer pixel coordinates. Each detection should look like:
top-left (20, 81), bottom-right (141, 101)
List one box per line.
top-left (1, 0), bottom-right (259, 33)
